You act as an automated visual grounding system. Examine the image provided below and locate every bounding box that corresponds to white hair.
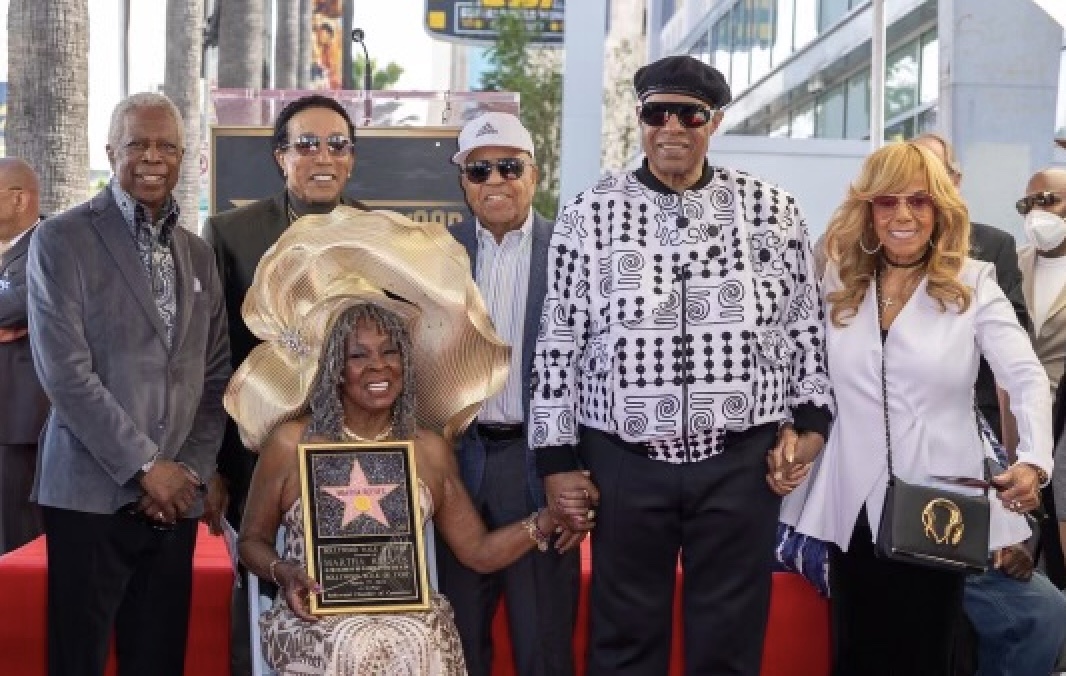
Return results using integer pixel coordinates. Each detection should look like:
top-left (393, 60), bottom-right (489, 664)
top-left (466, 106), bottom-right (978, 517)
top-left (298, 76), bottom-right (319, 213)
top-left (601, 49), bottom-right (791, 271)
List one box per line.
top-left (107, 92), bottom-right (185, 149)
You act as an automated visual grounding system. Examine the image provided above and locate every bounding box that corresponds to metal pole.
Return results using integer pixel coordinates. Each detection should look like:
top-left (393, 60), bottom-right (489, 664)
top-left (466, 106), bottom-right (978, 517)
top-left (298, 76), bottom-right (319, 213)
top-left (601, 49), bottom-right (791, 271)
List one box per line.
top-left (119, 0), bottom-right (130, 99)
top-left (870, 0), bottom-right (885, 149)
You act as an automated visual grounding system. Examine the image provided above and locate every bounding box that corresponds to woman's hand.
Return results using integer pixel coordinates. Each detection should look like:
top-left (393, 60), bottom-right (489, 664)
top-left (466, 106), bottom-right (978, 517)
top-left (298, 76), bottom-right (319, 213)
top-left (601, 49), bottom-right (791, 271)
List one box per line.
top-left (766, 425), bottom-right (824, 496)
top-left (274, 560), bottom-right (321, 622)
top-left (992, 463), bottom-right (1042, 514)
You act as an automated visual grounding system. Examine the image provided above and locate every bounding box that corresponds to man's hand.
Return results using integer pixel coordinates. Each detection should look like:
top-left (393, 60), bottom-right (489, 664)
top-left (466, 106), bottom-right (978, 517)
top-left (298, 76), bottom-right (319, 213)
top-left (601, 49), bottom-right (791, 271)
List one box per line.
top-left (0, 326), bottom-right (28, 343)
top-left (201, 474), bottom-right (229, 535)
top-left (138, 459), bottom-right (199, 522)
top-left (766, 425), bottom-right (824, 496)
top-left (993, 544), bottom-right (1034, 581)
top-left (544, 470), bottom-right (599, 534)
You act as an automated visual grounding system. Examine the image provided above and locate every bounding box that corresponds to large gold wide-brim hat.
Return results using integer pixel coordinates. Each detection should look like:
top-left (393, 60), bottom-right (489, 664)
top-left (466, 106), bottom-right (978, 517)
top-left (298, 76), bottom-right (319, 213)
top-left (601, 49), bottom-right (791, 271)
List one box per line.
top-left (224, 207), bottom-right (511, 450)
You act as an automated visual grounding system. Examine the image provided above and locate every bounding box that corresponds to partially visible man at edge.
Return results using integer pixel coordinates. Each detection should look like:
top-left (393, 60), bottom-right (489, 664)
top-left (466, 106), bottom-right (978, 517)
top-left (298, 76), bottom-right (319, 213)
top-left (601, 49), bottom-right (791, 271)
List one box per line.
top-left (0, 158), bottom-right (49, 554)
top-left (28, 91), bottom-right (230, 676)
top-left (530, 55), bottom-right (833, 675)
top-left (201, 93), bottom-right (366, 676)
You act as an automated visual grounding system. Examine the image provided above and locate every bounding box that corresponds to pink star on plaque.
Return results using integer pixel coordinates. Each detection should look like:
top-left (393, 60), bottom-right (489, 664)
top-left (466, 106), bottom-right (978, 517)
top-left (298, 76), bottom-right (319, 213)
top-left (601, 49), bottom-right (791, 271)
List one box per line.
top-left (321, 460), bottom-right (400, 528)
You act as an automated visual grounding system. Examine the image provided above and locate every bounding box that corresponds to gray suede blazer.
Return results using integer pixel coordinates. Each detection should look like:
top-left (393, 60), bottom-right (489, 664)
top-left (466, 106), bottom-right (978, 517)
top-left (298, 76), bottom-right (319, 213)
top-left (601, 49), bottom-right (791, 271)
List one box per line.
top-left (27, 189), bottom-right (231, 515)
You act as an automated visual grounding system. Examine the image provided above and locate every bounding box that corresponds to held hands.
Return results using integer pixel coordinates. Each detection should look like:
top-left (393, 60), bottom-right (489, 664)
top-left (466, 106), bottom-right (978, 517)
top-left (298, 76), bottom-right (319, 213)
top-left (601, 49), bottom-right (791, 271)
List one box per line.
top-left (993, 544), bottom-right (1034, 581)
top-left (766, 425), bottom-right (825, 496)
top-left (991, 463), bottom-right (1042, 514)
top-left (0, 327), bottom-right (27, 343)
top-left (544, 470), bottom-right (600, 552)
top-left (273, 560), bottom-right (322, 622)
top-left (138, 460), bottom-right (200, 523)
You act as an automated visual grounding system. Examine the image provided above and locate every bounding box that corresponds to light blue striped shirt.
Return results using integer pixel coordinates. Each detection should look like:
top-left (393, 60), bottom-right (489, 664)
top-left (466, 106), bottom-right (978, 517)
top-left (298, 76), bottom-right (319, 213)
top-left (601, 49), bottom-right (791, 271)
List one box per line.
top-left (475, 212), bottom-right (534, 424)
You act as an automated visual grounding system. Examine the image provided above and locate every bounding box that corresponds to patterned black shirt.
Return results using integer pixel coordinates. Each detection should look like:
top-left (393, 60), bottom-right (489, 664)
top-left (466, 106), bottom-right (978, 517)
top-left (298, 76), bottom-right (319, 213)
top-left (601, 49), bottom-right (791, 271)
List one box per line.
top-left (530, 161), bottom-right (834, 472)
top-left (111, 180), bottom-right (179, 348)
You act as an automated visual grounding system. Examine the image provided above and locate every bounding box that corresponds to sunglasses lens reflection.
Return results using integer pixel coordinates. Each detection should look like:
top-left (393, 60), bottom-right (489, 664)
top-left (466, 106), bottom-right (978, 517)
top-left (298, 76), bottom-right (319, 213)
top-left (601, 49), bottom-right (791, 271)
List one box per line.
top-left (463, 158), bottom-right (526, 184)
top-left (639, 103), bottom-right (712, 129)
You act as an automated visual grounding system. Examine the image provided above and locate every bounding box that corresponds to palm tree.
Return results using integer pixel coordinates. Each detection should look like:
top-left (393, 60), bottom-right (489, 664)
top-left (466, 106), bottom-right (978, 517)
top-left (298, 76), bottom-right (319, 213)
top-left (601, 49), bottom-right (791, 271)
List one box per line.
top-left (163, 0), bottom-right (205, 232)
top-left (7, 0), bottom-right (89, 214)
top-left (275, 0), bottom-right (300, 89)
top-left (218, 0), bottom-right (265, 88)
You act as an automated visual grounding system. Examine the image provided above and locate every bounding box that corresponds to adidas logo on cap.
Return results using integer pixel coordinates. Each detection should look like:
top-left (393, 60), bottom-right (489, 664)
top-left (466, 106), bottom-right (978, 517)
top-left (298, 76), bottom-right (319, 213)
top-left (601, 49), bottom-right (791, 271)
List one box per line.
top-left (475, 122), bottom-right (498, 137)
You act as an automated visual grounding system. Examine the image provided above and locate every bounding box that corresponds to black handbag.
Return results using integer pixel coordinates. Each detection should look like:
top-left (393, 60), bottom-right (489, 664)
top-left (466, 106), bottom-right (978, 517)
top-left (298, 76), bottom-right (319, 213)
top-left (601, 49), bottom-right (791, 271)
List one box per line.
top-left (872, 273), bottom-right (990, 574)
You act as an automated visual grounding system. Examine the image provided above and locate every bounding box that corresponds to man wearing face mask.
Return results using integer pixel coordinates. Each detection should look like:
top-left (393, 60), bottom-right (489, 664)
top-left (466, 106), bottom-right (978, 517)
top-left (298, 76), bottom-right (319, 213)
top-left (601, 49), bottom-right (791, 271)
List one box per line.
top-left (201, 93), bottom-right (366, 676)
top-left (1019, 168), bottom-right (1066, 591)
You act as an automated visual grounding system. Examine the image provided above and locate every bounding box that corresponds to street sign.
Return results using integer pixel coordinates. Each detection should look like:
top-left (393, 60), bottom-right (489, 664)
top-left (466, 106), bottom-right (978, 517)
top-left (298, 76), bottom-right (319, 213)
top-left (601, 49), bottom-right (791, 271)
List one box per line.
top-left (424, 0), bottom-right (565, 45)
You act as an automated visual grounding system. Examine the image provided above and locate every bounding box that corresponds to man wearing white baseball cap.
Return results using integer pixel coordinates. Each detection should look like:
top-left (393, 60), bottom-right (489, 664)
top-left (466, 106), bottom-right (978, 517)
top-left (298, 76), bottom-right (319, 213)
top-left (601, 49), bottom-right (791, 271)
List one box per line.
top-left (439, 111), bottom-right (583, 676)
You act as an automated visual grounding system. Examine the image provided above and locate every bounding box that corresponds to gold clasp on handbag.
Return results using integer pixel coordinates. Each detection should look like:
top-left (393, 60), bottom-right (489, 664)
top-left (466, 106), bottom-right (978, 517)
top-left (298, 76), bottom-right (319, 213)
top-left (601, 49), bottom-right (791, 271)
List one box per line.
top-left (921, 498), bottom-right (964, 546)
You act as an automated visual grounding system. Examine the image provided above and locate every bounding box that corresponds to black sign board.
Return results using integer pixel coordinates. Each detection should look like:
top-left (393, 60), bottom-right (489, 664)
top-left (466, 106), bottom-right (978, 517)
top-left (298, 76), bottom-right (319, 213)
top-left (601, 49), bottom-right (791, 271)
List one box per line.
top-left (424, 0), bottom-right (565, 45)
top-left (298, 442), bottom-right (431, 615)
top-left (210, 126), bottom-right (469, 227)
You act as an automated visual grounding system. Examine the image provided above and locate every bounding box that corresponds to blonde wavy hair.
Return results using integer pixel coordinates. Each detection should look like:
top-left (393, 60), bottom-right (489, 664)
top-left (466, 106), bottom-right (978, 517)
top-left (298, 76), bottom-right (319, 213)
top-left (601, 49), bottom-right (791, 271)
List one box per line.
top-left (824, 141), bottom-right (971, 327)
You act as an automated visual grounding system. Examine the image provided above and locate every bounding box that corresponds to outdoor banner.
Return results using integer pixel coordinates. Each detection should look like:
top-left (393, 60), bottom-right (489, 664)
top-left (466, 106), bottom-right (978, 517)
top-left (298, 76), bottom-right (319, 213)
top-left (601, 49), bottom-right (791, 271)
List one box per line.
top-left (210, 125), bottom-right (470, 227)
top-left (424, 0), bottom-right (565, 45)
top-left (312, 0), bottom-right (345, 90)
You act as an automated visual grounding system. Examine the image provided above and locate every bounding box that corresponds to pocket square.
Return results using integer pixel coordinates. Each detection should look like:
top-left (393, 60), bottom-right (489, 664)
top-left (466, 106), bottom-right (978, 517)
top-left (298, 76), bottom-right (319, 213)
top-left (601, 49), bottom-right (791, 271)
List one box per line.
top-left (193, 277), bottom-right (202, 293)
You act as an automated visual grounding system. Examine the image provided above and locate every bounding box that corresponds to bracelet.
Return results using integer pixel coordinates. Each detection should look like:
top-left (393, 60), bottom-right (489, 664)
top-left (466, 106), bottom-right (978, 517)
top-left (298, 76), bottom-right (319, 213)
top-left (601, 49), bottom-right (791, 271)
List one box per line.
top-left (268, 557), bottom-right (290, 586)
top-left (523, 509), bottom-right (550, 552)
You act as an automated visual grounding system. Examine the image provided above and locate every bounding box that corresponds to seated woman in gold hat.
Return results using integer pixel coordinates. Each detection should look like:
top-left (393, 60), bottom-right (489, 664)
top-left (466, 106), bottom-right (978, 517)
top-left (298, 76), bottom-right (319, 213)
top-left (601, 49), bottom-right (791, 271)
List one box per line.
top-left (229, 210), bottom-right (592, 675)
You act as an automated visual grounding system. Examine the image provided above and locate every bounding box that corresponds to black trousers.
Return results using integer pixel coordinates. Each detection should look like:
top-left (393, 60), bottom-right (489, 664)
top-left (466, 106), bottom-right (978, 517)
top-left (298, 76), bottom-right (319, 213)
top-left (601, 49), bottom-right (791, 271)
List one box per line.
top-left (437, 436), bottom-right (580, 676)
top-left (42, 506), bottom-right (198, 676)
top-left (0, 442), bottom-right (42, 554)
top-left (579, 425), bottom-right (781, 676)
top-left (829, 506), bottom-right (966, 676)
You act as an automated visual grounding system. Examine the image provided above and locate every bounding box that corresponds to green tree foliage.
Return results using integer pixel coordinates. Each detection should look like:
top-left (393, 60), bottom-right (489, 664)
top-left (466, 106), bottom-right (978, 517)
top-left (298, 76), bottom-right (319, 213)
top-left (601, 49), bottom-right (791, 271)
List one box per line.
top-left (480, 13), bottom-right (563, 219)
top-left (351, 58), bottom-right (404, 91)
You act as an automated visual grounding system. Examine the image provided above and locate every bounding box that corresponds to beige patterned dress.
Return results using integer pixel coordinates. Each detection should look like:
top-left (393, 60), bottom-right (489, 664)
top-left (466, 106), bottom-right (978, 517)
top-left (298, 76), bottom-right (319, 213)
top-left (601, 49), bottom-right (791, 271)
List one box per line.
top-left (260, 482), bottom-right (467, 675)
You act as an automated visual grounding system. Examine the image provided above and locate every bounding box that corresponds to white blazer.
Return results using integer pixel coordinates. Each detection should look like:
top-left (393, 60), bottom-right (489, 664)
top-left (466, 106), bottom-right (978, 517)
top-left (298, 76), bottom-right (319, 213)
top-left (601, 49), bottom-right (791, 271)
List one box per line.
top-left (781, 259), bottom-right (1053, 552)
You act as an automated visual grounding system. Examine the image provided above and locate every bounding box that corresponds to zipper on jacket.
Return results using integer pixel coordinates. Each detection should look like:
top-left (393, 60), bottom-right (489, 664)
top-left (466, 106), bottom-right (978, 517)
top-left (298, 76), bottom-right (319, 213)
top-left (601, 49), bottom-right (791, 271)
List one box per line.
top-left (681, 263), bottom-right (690, 462)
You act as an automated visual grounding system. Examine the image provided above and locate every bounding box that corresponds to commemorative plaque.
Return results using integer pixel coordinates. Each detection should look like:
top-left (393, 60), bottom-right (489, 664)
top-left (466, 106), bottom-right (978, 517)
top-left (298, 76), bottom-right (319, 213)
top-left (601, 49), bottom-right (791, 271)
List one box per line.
top-left (298, 441), bottom-right (431, 615)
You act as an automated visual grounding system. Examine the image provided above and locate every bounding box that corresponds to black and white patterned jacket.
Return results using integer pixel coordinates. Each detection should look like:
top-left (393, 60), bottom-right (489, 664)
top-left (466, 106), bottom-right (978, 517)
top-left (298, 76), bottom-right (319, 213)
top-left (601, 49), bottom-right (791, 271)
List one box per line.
top-left (530, 161), bottom-right (834, 472)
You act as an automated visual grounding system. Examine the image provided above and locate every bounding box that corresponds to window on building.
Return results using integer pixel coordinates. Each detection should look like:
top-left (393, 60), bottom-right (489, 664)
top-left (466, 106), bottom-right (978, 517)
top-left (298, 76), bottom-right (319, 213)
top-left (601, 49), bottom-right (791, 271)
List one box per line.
top-left (818, 0), bottom-right (850, 32)
top-left (731, 0), bottom-right (751, 90)
top-left (712, 12), bottom-right (733, 75)
top-left (919, 30), bottom-right (938, 105)
top-left (845, 70), bottom-right (870, 140)
top-left (885, 40), bottom-right (919, 120)
top-left (772, 0), bottom-right (795, 67)
top-left (750, 0), bottom-right (774, 82)
top-left (770, 112), bottom-right (790, 137)
top-left (791, 101), bottom-right (816, 138)
top-left (794, 0), bottom-right (818, 51)
top-left (816, 84), bottom-right (846, 138)
top-left (689, 31), bottom-right (712, 64)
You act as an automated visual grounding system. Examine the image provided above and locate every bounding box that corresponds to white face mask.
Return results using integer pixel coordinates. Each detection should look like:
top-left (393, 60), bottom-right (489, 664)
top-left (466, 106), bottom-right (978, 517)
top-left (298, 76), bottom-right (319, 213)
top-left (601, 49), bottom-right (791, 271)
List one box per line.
top-left (1024, 209), bottom-right (1066, 252)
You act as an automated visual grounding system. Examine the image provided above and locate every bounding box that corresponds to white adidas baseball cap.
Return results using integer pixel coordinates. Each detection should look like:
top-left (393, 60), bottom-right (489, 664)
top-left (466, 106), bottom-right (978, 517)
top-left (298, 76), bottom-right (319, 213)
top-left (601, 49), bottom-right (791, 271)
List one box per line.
top-left (451, 112), bottom-right (535, 166)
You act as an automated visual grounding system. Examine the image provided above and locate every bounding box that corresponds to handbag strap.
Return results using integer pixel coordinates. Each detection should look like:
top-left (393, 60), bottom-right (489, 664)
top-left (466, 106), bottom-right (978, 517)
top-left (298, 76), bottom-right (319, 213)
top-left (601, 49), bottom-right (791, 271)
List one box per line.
top-left (874, 271), bottom-right (988, 495)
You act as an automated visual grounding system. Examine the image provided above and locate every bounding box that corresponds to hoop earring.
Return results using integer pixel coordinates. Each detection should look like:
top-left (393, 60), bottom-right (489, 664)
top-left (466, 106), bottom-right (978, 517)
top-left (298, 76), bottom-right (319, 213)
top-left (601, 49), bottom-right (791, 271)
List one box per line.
top-left (859, 229), bottom-right (882, 255)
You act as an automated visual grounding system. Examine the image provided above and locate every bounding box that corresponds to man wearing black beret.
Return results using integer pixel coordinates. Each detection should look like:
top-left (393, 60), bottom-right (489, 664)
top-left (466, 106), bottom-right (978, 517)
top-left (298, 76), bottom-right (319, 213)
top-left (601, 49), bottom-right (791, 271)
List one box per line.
top-left (529, 55), bottom-right (834, 675)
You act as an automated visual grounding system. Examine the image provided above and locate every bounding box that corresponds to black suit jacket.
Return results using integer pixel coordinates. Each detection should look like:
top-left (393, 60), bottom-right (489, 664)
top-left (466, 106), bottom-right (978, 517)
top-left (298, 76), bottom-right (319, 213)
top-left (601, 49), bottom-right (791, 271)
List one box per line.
top-left (0, 225), bottom-right (50, 444)
top-left (201, 192), bottom-right (365, 524)
top-left (969, 222), bottom-right (1029, 434)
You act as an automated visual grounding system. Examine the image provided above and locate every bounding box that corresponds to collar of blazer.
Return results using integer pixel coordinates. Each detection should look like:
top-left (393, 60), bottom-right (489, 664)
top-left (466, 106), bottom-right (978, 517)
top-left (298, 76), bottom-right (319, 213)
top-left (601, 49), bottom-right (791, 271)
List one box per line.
top-left (1018, 245), bottom-right (1066, 334)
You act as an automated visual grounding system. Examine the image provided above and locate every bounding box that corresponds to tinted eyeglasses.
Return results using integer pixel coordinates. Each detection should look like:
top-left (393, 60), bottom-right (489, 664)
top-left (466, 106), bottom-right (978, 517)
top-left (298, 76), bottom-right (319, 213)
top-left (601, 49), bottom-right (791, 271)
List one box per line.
top-left (280, 133), bottom-right (354, 157)
top-left (638, 102), bottom-right (716, 128)
top-left (462, 157), bottom-right (527, 184)
top-left (867, 192), bottom-right (935, 212)
top-left (1016, 191), bottom-right (1064, 215)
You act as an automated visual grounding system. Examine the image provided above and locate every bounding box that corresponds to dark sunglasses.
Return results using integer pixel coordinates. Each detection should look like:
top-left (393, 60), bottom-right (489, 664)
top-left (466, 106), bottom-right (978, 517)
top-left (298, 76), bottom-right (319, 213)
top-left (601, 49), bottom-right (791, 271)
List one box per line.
top-left (866, 192), bottom-right (935, 212)
top-left (1016, 191), bottom-right (1064, 215)
top-left (280, 133), bottom-right (354, 157)
top-left (462, 157), bottom-right (527, 184)
top-left (638, 102), bottom-right (716, 128)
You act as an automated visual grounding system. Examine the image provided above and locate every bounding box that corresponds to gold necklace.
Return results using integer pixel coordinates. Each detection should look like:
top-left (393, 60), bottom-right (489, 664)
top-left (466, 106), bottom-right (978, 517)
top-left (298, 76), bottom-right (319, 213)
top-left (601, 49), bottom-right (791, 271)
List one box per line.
top-left (342, 423), bottom-right (393, 442)
top-left (878, 270), bottom-right (922, 309)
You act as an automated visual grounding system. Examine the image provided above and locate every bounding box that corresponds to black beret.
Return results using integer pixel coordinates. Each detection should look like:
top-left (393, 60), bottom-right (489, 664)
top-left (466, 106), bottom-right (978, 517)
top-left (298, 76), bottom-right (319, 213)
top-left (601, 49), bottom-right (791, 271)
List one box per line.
top-left (633, 55), bottom-right (732, 108)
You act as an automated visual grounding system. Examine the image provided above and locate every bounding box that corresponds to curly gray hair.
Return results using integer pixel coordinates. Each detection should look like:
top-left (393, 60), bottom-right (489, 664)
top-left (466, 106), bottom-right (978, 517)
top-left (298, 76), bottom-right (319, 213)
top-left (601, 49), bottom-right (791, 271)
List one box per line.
top-left (306, 303), bottom-right (416, 441)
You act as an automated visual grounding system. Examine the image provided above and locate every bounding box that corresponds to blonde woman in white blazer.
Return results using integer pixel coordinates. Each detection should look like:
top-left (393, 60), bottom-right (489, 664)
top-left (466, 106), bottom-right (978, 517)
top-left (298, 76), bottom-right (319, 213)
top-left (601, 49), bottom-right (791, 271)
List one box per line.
top-left (777, 142), bottom-right (1052, 675)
